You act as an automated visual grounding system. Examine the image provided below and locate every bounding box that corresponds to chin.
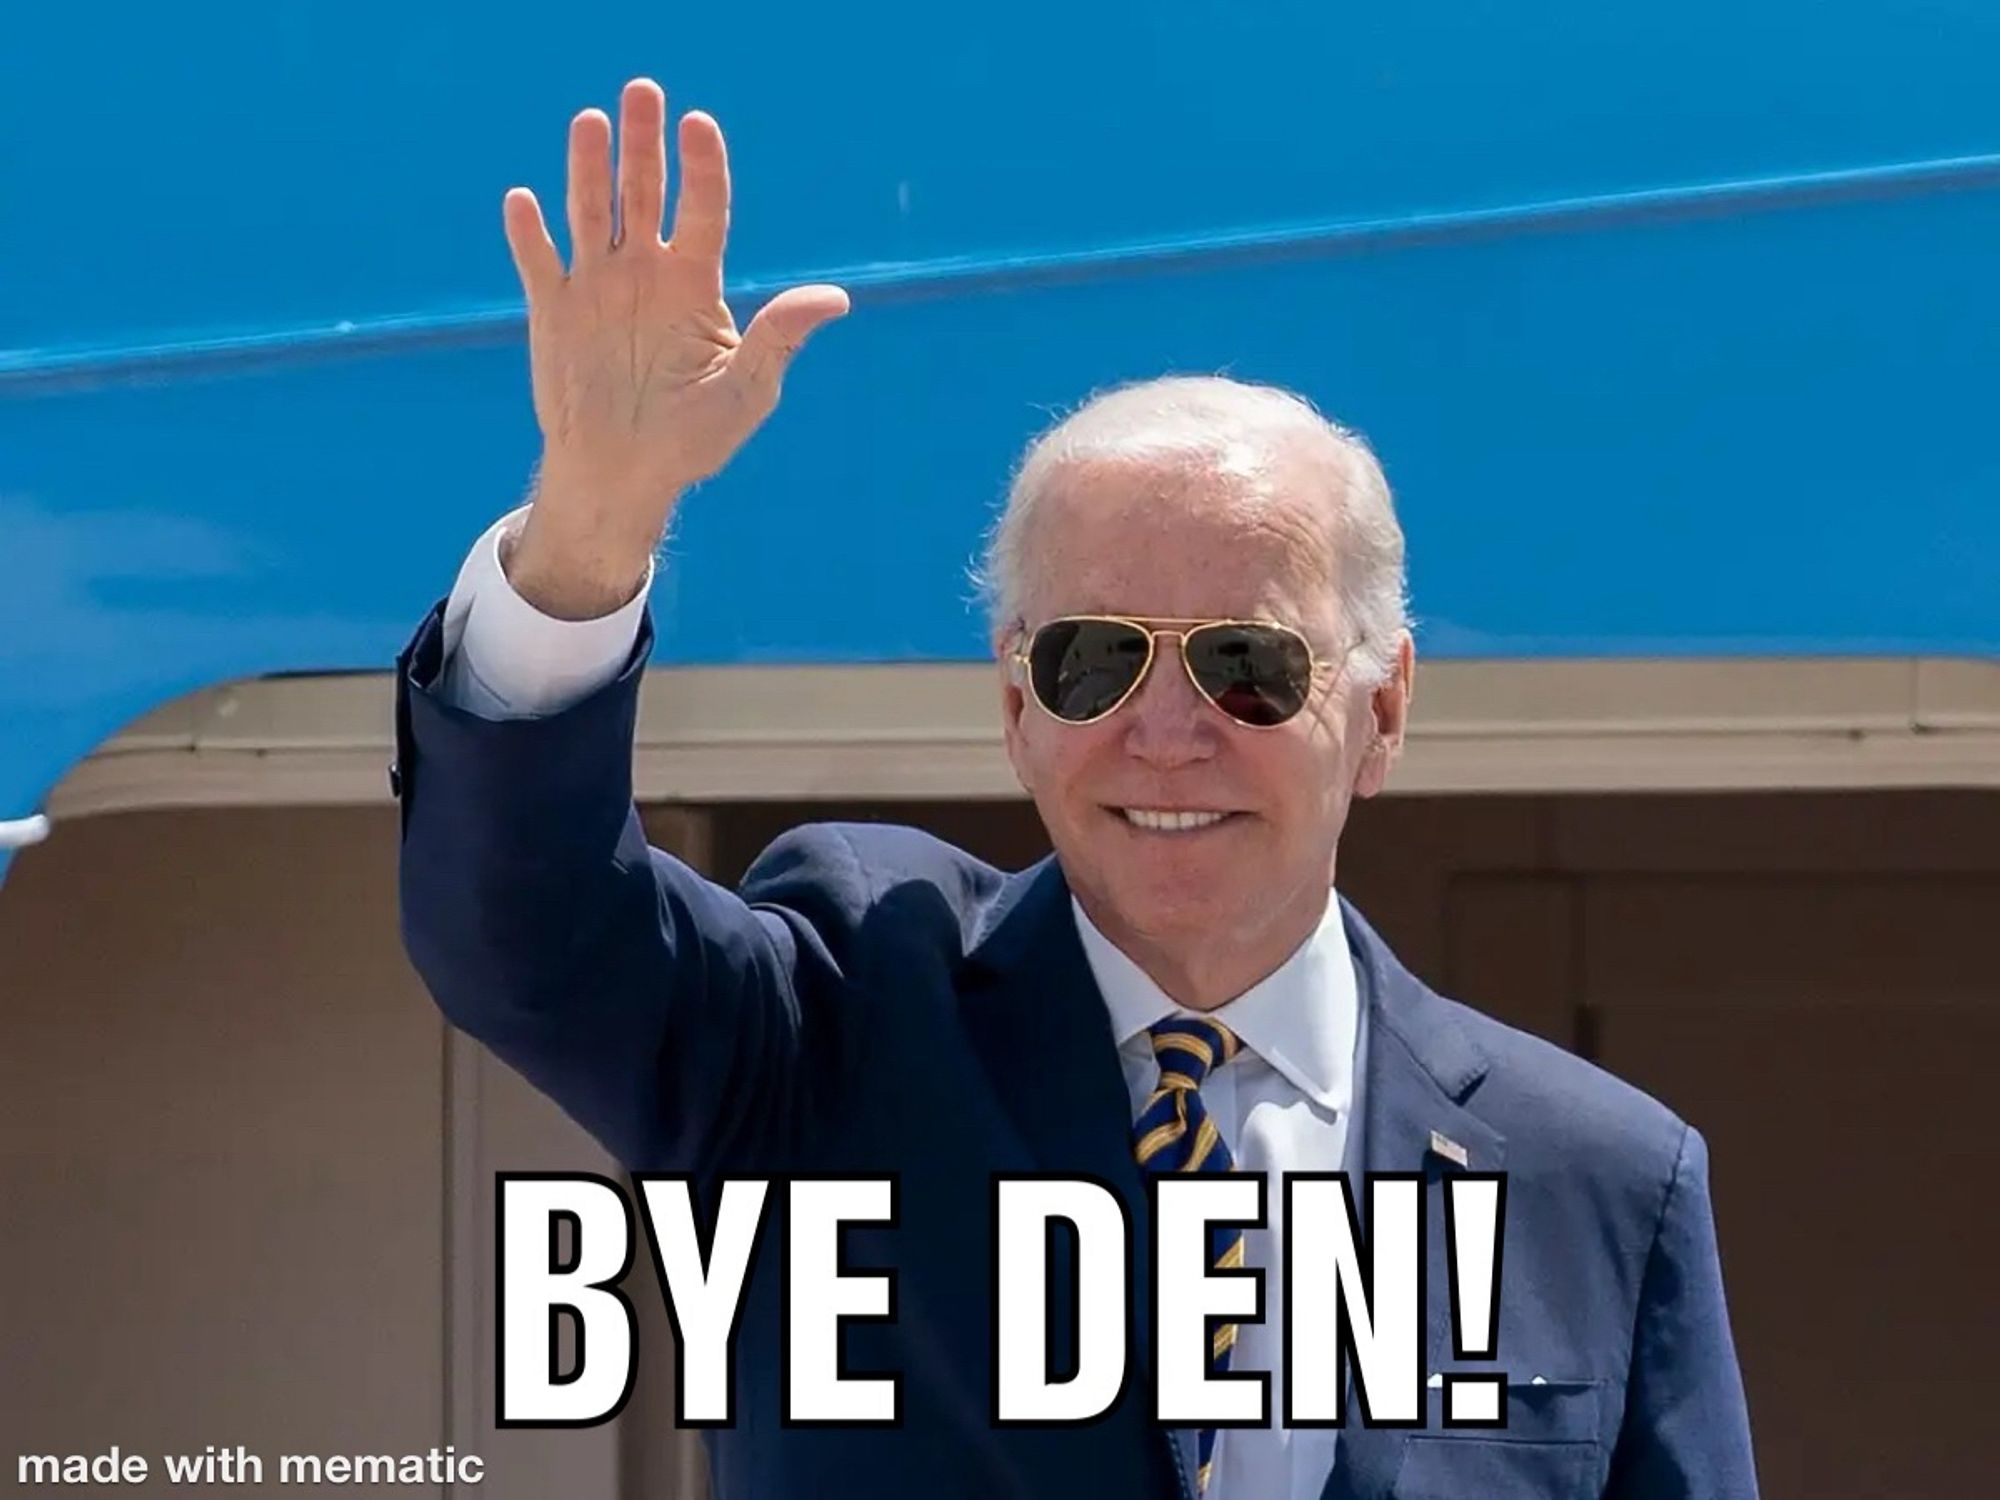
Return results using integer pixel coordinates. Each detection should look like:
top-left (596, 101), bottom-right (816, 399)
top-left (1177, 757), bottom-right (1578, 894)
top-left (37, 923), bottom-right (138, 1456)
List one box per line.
top-left (1108, 868), bottom-right (1237, 936)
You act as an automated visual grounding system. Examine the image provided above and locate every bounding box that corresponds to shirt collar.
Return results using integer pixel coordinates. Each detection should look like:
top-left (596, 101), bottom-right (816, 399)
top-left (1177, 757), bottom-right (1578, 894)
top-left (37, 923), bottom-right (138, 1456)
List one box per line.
top-left (1070, 893), bottom-right (1359, 1115)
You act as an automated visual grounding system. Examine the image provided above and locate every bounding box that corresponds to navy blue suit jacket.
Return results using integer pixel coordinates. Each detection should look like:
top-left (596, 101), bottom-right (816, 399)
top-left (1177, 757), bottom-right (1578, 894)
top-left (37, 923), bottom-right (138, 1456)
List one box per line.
top-left (395, 603), bottom-right (1758, 1500)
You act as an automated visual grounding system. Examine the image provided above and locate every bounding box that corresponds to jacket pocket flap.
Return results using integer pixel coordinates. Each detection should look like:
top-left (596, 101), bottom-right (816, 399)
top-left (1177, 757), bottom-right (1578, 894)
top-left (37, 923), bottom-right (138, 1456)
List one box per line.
top-left (1411, 1378), bottom-right (1602, 1445)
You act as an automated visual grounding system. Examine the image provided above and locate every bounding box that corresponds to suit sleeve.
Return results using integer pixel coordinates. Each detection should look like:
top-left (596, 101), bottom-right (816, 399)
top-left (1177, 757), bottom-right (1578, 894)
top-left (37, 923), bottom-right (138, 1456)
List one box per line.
top-left (1605, 1125), bottom-right (1761, 1499)
top-left (394, 598), bottom-right (854, 1176)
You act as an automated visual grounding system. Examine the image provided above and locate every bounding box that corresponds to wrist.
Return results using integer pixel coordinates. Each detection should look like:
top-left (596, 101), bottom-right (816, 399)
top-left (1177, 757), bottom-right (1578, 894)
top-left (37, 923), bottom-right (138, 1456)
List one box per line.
top-left (532, 452), bottom-right (689, 538)
top-left (503, 515), bottom-right (654, 623)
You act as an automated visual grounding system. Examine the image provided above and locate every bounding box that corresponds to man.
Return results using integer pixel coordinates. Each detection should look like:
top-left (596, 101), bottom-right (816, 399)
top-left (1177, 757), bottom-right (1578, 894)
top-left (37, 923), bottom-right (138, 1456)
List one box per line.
top-left (396, 77), bottom-right (1759, 1500)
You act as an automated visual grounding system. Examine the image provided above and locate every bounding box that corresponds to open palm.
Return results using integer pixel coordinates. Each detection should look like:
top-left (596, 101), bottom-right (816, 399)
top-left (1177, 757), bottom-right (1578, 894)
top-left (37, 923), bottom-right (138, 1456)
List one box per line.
top-left (503, 79), bottom-right (848, 555)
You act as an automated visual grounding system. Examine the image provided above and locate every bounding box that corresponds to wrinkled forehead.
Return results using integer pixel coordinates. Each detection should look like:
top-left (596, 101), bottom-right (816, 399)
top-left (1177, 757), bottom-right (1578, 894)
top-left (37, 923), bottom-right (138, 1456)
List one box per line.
top-left (1018, 451), bottom-right (1348, 633)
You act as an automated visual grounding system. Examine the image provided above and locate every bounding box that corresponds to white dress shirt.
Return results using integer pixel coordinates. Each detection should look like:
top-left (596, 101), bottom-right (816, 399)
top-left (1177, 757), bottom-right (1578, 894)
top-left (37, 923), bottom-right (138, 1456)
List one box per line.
top-left (1073, 895), bottom-right (1366, 1500)
top-left (437, 511), bottom-right (1371, 1499)
top-left (436, 504), bottom-right (654, 719)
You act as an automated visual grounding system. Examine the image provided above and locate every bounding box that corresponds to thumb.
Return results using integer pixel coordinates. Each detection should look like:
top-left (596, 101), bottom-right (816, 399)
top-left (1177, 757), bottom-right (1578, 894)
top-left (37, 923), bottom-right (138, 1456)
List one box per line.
top-left (737, 283), bottom-right (850, 390)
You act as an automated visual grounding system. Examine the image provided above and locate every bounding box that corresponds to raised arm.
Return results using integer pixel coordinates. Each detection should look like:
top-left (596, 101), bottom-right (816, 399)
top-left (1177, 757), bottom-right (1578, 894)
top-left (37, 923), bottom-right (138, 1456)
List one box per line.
top-left (396, 79), bottom-right (852, 1174)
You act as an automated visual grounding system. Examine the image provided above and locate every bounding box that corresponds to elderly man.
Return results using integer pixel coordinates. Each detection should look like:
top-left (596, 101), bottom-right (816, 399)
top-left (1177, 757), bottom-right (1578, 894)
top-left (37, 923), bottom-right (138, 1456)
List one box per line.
top-left (396, 78), bottom-right (1758, 1500)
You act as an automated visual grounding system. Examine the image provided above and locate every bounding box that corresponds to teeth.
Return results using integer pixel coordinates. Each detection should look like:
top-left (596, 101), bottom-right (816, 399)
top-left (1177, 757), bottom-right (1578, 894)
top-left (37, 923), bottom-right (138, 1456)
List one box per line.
top-left (1122, 808), bottom-right (1231, 832)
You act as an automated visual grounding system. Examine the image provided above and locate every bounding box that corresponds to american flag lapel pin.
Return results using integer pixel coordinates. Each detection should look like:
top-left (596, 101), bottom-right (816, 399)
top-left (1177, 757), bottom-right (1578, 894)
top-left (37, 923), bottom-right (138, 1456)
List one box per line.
top-left (1428, 1128), bottom-right (1470, 1168)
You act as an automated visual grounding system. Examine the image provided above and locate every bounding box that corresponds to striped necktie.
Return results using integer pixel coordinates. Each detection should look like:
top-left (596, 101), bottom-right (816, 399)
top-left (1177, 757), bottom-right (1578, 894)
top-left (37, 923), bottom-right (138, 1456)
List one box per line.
top-left (1133, 1015), bottom-right (1244, 1493)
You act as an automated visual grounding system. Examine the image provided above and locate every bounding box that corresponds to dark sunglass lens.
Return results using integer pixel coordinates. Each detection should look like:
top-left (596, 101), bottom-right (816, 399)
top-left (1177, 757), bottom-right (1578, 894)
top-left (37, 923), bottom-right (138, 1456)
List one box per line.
top-left (1028, 620), bottom-right (1151, 722)
top-left (1186, 625), bottom-right (1312, 726)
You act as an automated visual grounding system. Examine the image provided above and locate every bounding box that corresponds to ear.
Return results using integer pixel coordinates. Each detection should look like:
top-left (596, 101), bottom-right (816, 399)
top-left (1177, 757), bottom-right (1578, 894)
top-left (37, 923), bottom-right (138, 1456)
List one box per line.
top-left (995, 636), bottom-right (1035, 795)
top-left (1352, 632), bottom-right (1415, 799)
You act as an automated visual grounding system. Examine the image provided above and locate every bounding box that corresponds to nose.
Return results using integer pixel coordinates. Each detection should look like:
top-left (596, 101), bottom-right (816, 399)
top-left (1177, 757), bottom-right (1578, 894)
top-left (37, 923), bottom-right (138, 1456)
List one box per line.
top-left (1120, 637), bottom-right (1219, 766)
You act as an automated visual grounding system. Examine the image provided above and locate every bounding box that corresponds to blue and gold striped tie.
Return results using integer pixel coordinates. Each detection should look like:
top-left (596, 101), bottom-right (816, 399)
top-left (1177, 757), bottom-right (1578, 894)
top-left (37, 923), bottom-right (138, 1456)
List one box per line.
top-left (1133, 1016), bottom-right (1244, 1494)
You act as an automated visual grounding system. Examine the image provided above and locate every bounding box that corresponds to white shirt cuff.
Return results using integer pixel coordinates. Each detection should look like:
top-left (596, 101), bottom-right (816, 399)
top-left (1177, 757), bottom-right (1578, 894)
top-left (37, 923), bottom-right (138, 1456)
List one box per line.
top-left (435, 505), bottom-right (654, 720)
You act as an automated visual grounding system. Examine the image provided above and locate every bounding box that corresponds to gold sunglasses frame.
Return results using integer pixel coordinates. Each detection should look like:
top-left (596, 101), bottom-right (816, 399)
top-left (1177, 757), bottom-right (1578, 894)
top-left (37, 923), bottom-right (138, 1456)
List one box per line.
top-left (1008, 614), bottom-right (1354, 729)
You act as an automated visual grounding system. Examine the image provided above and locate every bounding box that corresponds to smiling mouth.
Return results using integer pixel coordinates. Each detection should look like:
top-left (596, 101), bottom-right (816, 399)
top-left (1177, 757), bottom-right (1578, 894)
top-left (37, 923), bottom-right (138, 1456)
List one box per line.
top-left (1115, 807), bottom-right (1244, 833)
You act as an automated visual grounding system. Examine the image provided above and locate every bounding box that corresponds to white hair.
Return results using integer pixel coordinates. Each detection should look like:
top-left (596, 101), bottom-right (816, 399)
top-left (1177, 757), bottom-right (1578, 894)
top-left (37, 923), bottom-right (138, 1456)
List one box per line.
top-left (971, 374), bottom-right (1409, 689)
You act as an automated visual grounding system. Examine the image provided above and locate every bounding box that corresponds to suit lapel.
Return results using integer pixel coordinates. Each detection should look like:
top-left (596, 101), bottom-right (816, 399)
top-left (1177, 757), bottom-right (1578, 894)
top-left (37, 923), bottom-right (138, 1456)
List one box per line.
top-left (1327, 897), bottom-right (1508, 1500)
top-left (957, 855), bottom-right (1159, 1380)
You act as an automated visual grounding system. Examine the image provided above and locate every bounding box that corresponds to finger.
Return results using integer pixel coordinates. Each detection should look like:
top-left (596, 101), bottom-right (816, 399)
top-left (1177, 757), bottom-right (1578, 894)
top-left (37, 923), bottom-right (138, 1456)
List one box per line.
top-left (669, 110), bottom-right (731, 265)
top-left (736, 284), bottom-right (851, 388)
top-left (616, 78), bottom-right (667, 247)
top-left (502, 188), bottom-right (564, 300)
top-left (565, 108), bottom-right (614, 264)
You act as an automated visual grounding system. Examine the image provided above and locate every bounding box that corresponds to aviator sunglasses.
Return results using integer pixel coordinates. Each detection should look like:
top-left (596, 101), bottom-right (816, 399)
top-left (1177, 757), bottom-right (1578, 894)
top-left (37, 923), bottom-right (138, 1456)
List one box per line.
top-left (1011, 615), bottom-right (1352, 729)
